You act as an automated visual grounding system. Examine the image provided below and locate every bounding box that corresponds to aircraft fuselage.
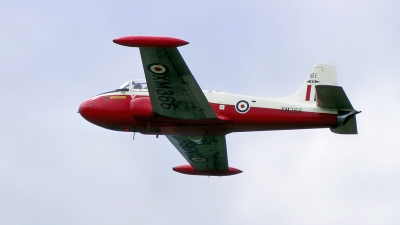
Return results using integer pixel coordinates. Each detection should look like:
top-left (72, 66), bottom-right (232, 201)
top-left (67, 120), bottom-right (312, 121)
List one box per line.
top-left (79, 90), bottom-right (337, 136)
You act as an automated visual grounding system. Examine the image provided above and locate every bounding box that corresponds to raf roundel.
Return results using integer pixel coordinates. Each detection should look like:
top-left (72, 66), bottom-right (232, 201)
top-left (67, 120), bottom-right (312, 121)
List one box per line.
top-left (148, 63), bottom-right (169, 74)
top-left (236, 100), bottom-right (250, 113)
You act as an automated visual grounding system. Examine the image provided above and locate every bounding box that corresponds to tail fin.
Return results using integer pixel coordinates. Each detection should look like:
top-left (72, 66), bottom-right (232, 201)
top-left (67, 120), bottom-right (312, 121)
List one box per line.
top-left (288, 64), bottom-right (360, 134)
top-left (289, 64), bottom-right (338, 103)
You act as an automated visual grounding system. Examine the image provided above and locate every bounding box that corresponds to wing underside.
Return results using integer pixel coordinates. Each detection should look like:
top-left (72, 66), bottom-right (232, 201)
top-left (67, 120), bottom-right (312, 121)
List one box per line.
top-left (139, 47), bottom-right (217, 120)
top-left (166, 135), bottom-right (228, 171)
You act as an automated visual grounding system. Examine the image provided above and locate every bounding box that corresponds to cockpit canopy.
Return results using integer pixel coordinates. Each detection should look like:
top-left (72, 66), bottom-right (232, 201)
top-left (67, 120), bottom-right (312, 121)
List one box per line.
top-left (118, 79), bottom-right (147, 91)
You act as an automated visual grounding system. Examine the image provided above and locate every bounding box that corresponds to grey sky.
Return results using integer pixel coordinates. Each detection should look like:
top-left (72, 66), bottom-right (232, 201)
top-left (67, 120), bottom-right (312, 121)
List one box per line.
top-left (1, 0), bottom-right (399, 224)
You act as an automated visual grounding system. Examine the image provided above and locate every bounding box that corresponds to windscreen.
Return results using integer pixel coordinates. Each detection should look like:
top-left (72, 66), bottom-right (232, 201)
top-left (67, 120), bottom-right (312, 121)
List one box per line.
top-left (118, 80), bottom-right (147, 90)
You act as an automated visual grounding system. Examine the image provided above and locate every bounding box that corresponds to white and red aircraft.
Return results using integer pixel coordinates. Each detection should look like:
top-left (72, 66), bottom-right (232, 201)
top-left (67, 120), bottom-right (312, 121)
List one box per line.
top-left (79, 36), bottom-right (360, 176)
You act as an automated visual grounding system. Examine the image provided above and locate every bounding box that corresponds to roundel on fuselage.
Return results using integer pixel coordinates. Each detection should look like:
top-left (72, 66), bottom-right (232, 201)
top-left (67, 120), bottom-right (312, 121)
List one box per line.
top-left (235, 100), bottom-right (250, 113)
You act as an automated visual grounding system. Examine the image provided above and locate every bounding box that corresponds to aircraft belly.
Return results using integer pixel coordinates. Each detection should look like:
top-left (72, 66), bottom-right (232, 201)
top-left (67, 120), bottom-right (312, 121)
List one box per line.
top-left (136, 110), bottom-right (337, 135)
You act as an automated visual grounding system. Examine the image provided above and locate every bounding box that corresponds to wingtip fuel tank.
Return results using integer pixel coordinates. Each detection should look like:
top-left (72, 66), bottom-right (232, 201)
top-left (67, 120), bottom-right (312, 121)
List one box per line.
top-left (173, 165), bottom-right (243, 176)
top-left (113, 36), bottom-right (189, 48)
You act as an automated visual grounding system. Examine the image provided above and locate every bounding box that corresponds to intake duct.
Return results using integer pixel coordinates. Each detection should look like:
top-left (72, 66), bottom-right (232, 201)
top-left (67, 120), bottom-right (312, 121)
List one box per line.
top-left (130, 96), bottom-right (154, 120)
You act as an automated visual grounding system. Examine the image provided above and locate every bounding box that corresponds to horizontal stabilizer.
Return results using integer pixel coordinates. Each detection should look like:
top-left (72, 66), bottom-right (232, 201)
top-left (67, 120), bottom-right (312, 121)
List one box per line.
top-left (330, 115), bottom-right (358, 134)
top-left (315, 85), bottom-right (354, 110)
top-left (316, 85), bottom-right (360, 134)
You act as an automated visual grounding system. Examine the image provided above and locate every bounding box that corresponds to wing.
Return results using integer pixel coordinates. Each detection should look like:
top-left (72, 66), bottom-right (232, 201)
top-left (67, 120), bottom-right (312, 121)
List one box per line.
top-left (166, 135), bottom-right (228, 170)
top-left (139, 47), bottom-right (217, 120)
top-left (113, 36), bottom-right (241, 176)
top-left (113, 36), bottom-right (216, 120)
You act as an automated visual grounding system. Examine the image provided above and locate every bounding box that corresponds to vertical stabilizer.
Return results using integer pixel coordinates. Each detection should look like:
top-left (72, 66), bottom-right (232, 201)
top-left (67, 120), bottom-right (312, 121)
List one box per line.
top-left (288, 64), bottom-right (338, 103)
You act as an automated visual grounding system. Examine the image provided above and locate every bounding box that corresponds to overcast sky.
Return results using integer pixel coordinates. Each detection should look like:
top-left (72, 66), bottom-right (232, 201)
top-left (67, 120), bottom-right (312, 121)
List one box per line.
top-left (1, 0), bottom-right (399, 224)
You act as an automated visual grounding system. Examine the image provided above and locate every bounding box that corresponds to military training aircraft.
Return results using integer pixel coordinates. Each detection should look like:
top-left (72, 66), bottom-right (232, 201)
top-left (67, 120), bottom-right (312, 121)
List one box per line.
top-left (79, 36), bottom-right (360, 176)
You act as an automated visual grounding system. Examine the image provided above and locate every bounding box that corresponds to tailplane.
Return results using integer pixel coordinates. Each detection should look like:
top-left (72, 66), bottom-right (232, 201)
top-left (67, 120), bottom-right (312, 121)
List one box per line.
top-left (315, 85), bottom-right (361, 134)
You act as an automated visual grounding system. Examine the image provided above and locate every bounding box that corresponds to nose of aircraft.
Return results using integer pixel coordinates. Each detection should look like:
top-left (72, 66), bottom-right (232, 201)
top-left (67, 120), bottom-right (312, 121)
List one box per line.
top-left (78, 98), bottom-right (107, 126)
top-left (78, 99), bottom-right (104, 125)
top-left (78, 100), bottom-right (91, 120)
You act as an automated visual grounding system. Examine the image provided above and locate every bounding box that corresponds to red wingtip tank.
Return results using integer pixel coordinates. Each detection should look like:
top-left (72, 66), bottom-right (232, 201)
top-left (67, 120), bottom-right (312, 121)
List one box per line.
top-left (113, 36), bottom-right (189, 48)
top-left (173, 165), bottom-right (243, 176)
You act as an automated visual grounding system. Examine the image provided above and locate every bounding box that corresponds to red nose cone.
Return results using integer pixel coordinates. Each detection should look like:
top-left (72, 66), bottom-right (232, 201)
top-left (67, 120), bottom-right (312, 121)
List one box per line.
top-left (78, 100), bottom-right (91, 119)
top-left (78, 99), bottom-right (104, 125)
